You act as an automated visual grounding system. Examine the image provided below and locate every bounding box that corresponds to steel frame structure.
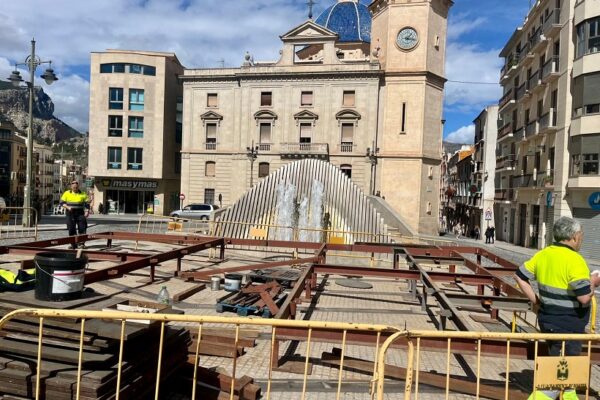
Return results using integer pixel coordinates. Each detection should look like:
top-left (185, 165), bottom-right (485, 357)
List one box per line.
top-left (5, 231), bottom-right (593, 361)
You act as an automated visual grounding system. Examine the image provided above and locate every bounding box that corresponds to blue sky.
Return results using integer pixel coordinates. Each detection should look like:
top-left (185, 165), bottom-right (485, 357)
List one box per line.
top-left (0, 0), bottom-right (531, 143)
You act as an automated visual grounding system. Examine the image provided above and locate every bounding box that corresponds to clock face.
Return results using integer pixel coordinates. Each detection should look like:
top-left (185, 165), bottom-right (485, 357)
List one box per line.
top-left (397, 27), bottom-right (419, 50)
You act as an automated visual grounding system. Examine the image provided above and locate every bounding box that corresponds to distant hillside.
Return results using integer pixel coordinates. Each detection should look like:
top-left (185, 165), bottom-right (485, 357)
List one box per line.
top-left (0, 82), bottom-right (82, 144)
top-left (443, 141), bottom-right (468, 155)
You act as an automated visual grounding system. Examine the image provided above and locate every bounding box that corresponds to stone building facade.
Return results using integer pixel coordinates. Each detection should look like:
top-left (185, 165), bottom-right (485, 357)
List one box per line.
top-left (180, 0), bottom-right (452, 235)
top-left (496, 0), bottom-right (600, 260)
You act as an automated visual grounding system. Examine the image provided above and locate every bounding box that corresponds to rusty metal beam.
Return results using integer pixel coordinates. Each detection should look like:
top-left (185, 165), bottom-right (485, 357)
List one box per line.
top-left (3, 246), bottom-right (148, 262)
top-left (275, 266), bottom-right (314, 320)
top-left (180, 256), bottom-right (321, 281)
top-left (84, 238), bottom-right (224, 284)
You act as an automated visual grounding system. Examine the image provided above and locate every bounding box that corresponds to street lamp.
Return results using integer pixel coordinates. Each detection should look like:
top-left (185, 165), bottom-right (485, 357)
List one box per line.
top-left (246, 141), bottom-right (259, 187)
top-left (366, 141), bottom-right (380, 195)
top-left (8, 39), bottom-right (58, 226)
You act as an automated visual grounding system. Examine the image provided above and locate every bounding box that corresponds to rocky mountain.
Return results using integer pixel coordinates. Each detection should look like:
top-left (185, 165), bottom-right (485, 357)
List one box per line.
top-left (443, 141), bottom-right (469, 155)
top-left (0, 81), bottom-right (82, 144)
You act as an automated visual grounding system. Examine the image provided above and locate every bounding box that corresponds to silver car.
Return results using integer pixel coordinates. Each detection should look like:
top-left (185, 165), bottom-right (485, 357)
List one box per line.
top-left (169, 203), bottom-right (219, 220)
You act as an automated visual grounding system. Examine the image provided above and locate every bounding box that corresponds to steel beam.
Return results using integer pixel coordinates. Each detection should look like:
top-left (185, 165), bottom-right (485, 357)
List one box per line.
top-left (444, 293), bottom-right (531, 311)
top-left (275, 266), bottom-right (314, 320)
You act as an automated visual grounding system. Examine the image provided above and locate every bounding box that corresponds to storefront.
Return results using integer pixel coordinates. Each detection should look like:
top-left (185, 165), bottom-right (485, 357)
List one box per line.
top-left (572, 191), bottom-right (600, 262)
top-left (94, 178), bottom-right (161, 215)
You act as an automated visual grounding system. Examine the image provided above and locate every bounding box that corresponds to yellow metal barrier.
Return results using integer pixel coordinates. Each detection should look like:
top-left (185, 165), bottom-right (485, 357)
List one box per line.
top-left (380, 330), bottom-right (600, 400)
top-left (0, 206), bottom-right (38, 241)
top-left (0, 308), bottom-right (402, 400)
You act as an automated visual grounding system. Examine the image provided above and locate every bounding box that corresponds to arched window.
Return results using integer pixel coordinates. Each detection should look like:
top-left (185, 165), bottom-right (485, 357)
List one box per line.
top-left (205, 161), bottom-right (216, 177)
top-left (258, 162), bottom-right (270, 178)
top-left (340, 164), bottom-right (352, 179)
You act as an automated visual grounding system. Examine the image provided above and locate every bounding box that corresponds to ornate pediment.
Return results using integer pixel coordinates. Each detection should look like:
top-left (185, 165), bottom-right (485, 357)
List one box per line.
top-left (280, 20), bottom-right (338, 42)
top-left (293, 110), bottom-right (319, 120)
top-left (254, 110), bottom-right (278, 120)
top-left (200, 111), bottom-right (223, 120)
top-left (335, 109), bottom-right (361, 120)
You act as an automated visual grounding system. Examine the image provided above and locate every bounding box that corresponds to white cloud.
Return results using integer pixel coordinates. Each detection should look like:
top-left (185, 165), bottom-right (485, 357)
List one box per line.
top-left (44, 74), bottom-right (89, 133)
top-left (448, 14), bottom-right (487, 40)
top-left (445, 125), bottom-right (475, 144)
top-left (445, 43), bottom-right (503, 115)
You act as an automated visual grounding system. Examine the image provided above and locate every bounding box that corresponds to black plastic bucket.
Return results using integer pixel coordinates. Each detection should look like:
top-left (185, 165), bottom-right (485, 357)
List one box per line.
top-left (224, 273), bottom-right (243, 292)
top-left (34, 252), bottom-right (88, 301)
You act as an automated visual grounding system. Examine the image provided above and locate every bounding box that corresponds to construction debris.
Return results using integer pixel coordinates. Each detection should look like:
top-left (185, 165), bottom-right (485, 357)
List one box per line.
top-left (216, 281), bottom-right (287, 317)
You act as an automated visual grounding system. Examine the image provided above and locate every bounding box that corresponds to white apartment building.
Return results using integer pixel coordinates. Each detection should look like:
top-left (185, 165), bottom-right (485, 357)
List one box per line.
top-left (496, 0), bottom-right (600, 260)
top-left (473, 106), bottom-right (498, 233)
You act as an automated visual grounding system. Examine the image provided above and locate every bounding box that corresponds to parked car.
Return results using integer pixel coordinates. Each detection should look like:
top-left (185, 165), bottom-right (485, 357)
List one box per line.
top-left (169, 204), bottom-right (219, 220)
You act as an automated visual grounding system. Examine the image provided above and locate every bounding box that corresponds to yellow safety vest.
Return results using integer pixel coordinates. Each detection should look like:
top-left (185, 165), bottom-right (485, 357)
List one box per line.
top-left (60, 190), bottom-right (89, 210)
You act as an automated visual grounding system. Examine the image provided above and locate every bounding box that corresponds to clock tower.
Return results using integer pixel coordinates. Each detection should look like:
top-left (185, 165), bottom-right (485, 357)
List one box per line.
top-left (369, 0), bottom-right (453, 235)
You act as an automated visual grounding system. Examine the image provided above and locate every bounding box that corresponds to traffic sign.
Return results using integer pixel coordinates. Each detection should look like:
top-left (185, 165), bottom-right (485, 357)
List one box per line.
top-left (485, 208), bottom-right (492, 221)
top-left (179, 193), bottom-right (186, 201)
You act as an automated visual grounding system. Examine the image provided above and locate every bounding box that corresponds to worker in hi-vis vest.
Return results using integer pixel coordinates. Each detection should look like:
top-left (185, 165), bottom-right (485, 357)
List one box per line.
top-left (515, 216), bottom-right (600, 400)
top-left (59, 180), bottom-right (90, 249)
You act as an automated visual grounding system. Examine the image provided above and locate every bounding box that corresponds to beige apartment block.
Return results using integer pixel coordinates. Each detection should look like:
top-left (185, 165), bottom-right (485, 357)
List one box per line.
top-left (33, 143), bottom-right (54, 213)
top-left (0, 120), bottom-right (26, 203)
top-left (88, 50), bottom-right (184, 215)
top-left (180, 0), bottom-right (452, 235)
top-left (496, 0), bottom-right (600, 260)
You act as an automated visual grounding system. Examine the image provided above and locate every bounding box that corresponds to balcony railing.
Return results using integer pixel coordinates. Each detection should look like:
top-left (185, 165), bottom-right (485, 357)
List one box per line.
top-left (518, 42), bottom-right (531, 63)
top-left (501, 55), bottom-right (519, 78)
top-left (498, 122), bottom-right (513, 139)
top-left (499, 88), bottom-right (515, 108)
top-left (539, 109), bottom-right (557, 132)
top-left (494, 188), bottom-right (514, 201)
top-left (542, 8), bottom-right (561, 36)
top-left (496, 154), bottom-right (516, 170)
top-left (339, 142), bottom-right (354, 153)
top-left (525, 120), bottom-right (538, 138)
top-left (280, 142), bottom-right (329, 158)
top-left (541, 56), bottom-right (560, 82)
top-left (529, 27), bottom-right (546, 52)
top-left (258, 143), bottom-right (272, 151)
top-left (514, 126), bottom-right (525, 140)
top-left (513, 174), bottom-right (533, 187)
top-left (527, 70), bottom-right (542, 91)
top-left (205, 142), bottom-right (217, 151)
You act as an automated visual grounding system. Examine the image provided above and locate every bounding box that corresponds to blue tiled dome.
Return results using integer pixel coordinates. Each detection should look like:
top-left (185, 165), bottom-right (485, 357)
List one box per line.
top-left (315, 1), bottom-right (371, 43)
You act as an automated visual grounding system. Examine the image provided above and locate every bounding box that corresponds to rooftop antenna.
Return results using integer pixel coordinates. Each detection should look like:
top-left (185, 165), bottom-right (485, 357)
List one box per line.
top-left (217, 58), bottom-right (225, 68)
top-left (307, 0), bottom-right (316, 19)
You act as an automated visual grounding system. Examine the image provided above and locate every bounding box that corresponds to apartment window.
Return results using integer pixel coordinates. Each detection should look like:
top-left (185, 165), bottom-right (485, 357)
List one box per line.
top-left (206, 123), bottom-right (217, 144)
top-left (127, 147), bottom-right (143, 170)
top-left (143, 66), bottom-right (156, 76)
top-left (340, 164), bottom-right (352, 179)
top-left (583, 154), bottom-right (599, 175)
top-left (204, 188), bottom-right (215, 205)
top-left (129, 89), bottom-right (144, 111)
top-left (300, 123), bottom-right (312, 143)
top-left (401, 102), bottom-right (407, 133)
top-left (261, 92), bottom-right (272, 107)
top-left (129, 64), bottom-right (142, 74)
top-left (128, 117), bottom-right (144, 138)
top-left (205, 161), bottom-right (216, 177)
top-left (573, 72), bottom-right (600, 116)
top-left (107, 147), bottom-right (122, 169)
top-left (258, 162), bottom-right (270, 178)
top-left (549, 147), bottom-right (555, 171)
top-left (537, 100), bottom-right (543, 118)
top-left (586, 104), bottom-right (600, 114)
top-left (342, 90), bottom-right (355, 107)
top-left (207, 93), bottom-right (218, 108)
top-left (108, 116), bottom-right (123, 137)
top-left (100, 63), bottom-right (125, 73)
top-left (341, 123), bottom-right (354, 146)
top-left (301, 91), bottom-right (313, 106)
top-left (176, 96), bottom-right (183, 144)
top-left (576, 17), bottom-right (600, 57)
top-left (109, 88), bottom-right (123, 110)
top-left (259, 123), bottom-right (272, 144)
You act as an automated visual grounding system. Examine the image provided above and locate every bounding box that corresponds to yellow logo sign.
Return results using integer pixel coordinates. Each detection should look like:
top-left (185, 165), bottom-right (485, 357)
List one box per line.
top-left (536, 356), bottom-right (589, 390)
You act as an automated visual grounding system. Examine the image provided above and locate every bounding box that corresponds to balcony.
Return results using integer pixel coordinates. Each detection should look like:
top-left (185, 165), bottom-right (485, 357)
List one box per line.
top-left (542, 8), bottom-right (561, 38)
top-left (518, 42), bottom-right (531, 64)
top-left (525, 120), bottom-right (538, 139)
top-left (541, 56), bottom-right (560, 83)
top-left (280, 142), bottom-right (329, 159)
top-left (494, 188), bottom-right (514, 202)
top-left (500, 55), bottom-right (519, 83)
top-left (499, 88), bottom-right (516, 110)
top-left (539, 109), bottom-right (558, 134)
top-left (339, 142), bottom-right (355, 153)
top-left (258, 143), bottom-right (272, 151)
top-left (497, 122), bottom-right (514, 142)
top-left (204, 142), bottom-right (217, 151)
top-left (496, 154), bottom-right (516, 171)
top-left (513, 174), bottom-right (533, 188)
top-left (529, 27), bottom-right (547, 54)
top-left (528, 70), bottom-right (545, 93)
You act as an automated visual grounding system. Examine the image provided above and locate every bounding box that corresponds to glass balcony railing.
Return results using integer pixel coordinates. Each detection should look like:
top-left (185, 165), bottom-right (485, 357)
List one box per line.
top-left (542, 56), bottom-right (560, 81)
top-left (499, 88), bottom-right (516, 108)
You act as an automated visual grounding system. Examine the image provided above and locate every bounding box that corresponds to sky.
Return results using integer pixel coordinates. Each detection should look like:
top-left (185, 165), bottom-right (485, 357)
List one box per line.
top-left (0, 0), bottom-right (531, 144)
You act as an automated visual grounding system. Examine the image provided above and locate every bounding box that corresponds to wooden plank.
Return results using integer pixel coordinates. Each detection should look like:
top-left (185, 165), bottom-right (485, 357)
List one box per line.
top-left (0, 338), bottom-right (114, 365)
top-left (321, 350), bottom-right (527, 400)
top-left (173, 283), bottom-right (206, 302)
top-left (186, 341), bottom-right (243, 358)
top-left (188, 334), bottom-right (255, 348)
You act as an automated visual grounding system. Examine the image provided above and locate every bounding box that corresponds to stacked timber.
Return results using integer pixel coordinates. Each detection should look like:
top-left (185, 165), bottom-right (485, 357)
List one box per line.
top-left (0, 314), bottom-right (190, 399)
top-left (187, 327), bottom-right (258, 359)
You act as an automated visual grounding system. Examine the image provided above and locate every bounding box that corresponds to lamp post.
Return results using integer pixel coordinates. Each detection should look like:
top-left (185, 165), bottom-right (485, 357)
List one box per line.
top-left (8, 39), bottom-right (58, 226)
top-left (246, 141), bottom-right (259, 187)
top-left (366, 141), bottom-right (380, 195)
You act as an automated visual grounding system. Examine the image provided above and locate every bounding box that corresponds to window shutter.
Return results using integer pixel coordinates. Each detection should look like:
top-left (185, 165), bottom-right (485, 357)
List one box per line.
top-left (260, 123), bottom-right (271, 142)
top-left (300, 123), bottom-right (312, 139)
top-left (341, 123), bottom-right (354, 142)
top-left (206, 124), bottom-right (217, 140)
